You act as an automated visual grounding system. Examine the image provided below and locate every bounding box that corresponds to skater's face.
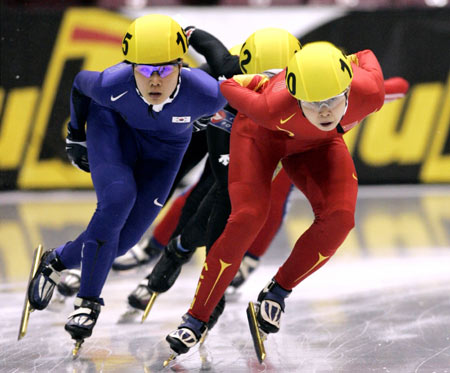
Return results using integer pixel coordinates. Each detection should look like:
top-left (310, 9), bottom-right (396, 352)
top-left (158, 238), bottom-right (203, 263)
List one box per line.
top-left (134, 62), bottom-right (181, 105)
top-left (300, 88), bottom-right (349, 132)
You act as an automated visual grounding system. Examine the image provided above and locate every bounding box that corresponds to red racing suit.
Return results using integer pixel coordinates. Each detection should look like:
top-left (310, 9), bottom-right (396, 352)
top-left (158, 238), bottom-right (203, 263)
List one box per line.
top-left (187, 50), bottom-right (403, 323)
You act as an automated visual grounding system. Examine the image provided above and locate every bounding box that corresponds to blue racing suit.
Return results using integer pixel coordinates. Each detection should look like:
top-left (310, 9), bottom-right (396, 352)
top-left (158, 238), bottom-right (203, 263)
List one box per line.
top-left (56, 62), bottom-right (226, 300)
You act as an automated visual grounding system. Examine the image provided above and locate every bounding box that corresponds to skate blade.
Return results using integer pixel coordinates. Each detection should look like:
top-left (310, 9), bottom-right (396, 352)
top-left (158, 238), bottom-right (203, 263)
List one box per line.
top-left (199, 330), bottom-right (208, 346)
top-left (141, 292), bottom-right (158, 323)
top-left (246, 301), bottom-right (266, 364)
top-left (18, 244), bottom-right (45, 340)
top-left (163, 352), bottom-right (177, 367)
top-left (72, 339), bottom-right (84, 359)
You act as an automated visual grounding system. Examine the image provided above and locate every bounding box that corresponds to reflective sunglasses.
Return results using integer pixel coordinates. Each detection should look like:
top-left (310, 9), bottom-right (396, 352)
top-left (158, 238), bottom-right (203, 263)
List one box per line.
top-left (300, 88), bottom-right (349, 111)
top-left (135, 63), bottom-right (179, 78)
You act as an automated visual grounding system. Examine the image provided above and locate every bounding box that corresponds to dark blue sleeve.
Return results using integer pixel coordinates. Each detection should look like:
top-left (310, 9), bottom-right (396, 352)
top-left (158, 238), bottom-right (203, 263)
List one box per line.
top-left (194, 70), bottom-right (227, 117)
top-left (70, 71), bottom-right (104, 132)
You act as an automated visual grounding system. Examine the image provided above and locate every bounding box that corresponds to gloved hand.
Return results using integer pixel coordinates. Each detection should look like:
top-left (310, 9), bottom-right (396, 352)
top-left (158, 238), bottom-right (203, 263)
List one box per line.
top-left (65, 123), bottom-right (89, 172)
top-left (192, 115), bottom-right (212, 132)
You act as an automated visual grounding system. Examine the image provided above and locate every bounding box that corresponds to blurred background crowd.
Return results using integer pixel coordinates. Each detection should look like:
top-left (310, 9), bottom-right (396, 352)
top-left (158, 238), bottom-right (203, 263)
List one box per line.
top-left (4, 0), bottom-right (449, 9)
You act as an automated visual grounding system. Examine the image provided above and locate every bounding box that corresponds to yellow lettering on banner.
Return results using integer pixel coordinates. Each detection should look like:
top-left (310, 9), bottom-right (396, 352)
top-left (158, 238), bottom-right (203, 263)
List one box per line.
top-left (19, 9), bottom-right (132, 188)
top-left (422, 195), bottom-right (450, 247)
top-left (359, 83), bottom-right (441, 166)
top-left (343, 124), bottom-right (361, 155)
top-left (0, 88), bottom-right (4, 114)
top-left (0, 223), bottom-right (30, 282)
top-left (0, 88), bottom-right (39, 168)
top-left (420, 73), bottom-right (450, 183)
top-left (363, 212), bottom-right (432, 256)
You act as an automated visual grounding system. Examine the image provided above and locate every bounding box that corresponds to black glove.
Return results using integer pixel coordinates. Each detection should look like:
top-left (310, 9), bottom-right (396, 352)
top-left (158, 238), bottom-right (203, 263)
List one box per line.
top-left (192, 115), bottom-right (212, 132)
top-left (66, 123), bottom-right (89, 172)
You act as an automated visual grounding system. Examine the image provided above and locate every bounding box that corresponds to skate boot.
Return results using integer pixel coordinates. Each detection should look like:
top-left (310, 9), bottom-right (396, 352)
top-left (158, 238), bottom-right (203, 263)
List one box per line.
top-left (148, 236), bottom-right (194, 292)
top-left (127, 237), bottom-right (194, 321)
top-left (247, 279), bottom-right (291, 363)
top-left (27, 249), bottom-right (66, 310)
top-left (127, 278), bottom-right (154, 311)
top-left (164, 313), bottom-right (208, 365)
top-left (256, 279), bottom-right (291, 334)
top-left (57, 269), bottom-right (81, 297)
top-left (229, 253), bottom-right (260, 289)
top-left (65, 296), bottom-right (103, 357)
top-left (112, 237), bottom-right (162, 271)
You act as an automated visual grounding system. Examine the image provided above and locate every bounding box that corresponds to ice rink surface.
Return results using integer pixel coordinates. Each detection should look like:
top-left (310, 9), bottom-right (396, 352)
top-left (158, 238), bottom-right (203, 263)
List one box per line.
top-left (1, 186), bottom-right (449, 372)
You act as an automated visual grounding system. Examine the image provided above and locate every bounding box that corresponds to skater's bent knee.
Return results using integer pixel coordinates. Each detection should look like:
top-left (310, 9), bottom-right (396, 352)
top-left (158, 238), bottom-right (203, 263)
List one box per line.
top-left (97, 181), bottom-right (137, 222)
top-left (231, 206), bottom-right (268, 228)
top-left (328, 209), bottom-right (355, 232)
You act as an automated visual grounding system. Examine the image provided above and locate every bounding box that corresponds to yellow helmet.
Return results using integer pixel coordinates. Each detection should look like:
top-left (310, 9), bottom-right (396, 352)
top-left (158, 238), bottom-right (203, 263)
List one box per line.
top-left (229, 44), bottom-right (243, 57)
top-left (285, 41), bottom-right (353, 102)
top-left (122, 14), bottom-right (188, 64)
top-left (239, 27), bottom-right (301, 74)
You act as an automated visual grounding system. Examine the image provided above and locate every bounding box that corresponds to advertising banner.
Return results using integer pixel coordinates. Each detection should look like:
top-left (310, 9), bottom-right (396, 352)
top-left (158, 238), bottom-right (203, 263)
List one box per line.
top-left (0, 6), bottom-right (449, 189)
top-left (300, 8), bottom-right (450, 184)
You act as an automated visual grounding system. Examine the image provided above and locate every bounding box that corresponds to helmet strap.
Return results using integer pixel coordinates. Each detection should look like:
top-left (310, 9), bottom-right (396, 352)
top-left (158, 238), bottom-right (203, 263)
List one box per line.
top-left (341, 90), bottom-right (350, 118)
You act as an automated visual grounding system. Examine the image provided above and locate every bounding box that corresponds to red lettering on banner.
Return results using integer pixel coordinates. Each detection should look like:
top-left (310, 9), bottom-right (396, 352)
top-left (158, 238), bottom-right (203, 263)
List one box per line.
top-left (71, 27), bottom-right (122, 45)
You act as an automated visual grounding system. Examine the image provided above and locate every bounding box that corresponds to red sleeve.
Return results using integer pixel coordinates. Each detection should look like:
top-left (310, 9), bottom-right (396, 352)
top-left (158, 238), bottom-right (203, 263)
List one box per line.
top-left (220, 75), bottom-right (273, 129)
top-left (342, 49), bottom-right (385, 126)
top-left (383, 77), bottom-right (409, 103)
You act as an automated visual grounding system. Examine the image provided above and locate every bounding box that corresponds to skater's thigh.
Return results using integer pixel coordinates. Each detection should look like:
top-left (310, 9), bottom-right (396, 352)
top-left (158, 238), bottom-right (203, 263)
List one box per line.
top-left (282, 138), bottom-right (358, 214)
top-left (87, 103), bottom-right (138, 169)
top-left (86, 104), bottom-right (138, 208)
top-left (117, 157), bottom-right (184, 255)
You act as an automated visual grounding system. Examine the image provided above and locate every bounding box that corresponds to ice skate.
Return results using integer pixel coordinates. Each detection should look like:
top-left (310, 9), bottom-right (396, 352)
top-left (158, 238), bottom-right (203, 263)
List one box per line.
top-left (164, 313), bottom-right (208, 366)
top-left (112, 237), bottom-right (162, 271)
top-left (126, 279), bottom-right (159, 322)
top-left (247, 279), bottom-right (291, 363)
top-left (18, 244), bottom-right (44, 340)
top-left (127, 237), bottom-right (194, 321)
top-left (47, 269), bottom-right (81, 311)
top-left (246, 301), bottom-right (267, 363)
top-left (65, 296), bottom-right (103, 358)
top-left (57, 269), bottom-right (81, 297)
top-left (27, 247), bottom-right (65, 311)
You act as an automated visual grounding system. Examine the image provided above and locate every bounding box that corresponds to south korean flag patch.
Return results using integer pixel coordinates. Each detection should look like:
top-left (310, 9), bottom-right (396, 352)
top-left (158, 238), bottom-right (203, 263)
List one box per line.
top-left (172, 116), bottom-right (191, 123)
